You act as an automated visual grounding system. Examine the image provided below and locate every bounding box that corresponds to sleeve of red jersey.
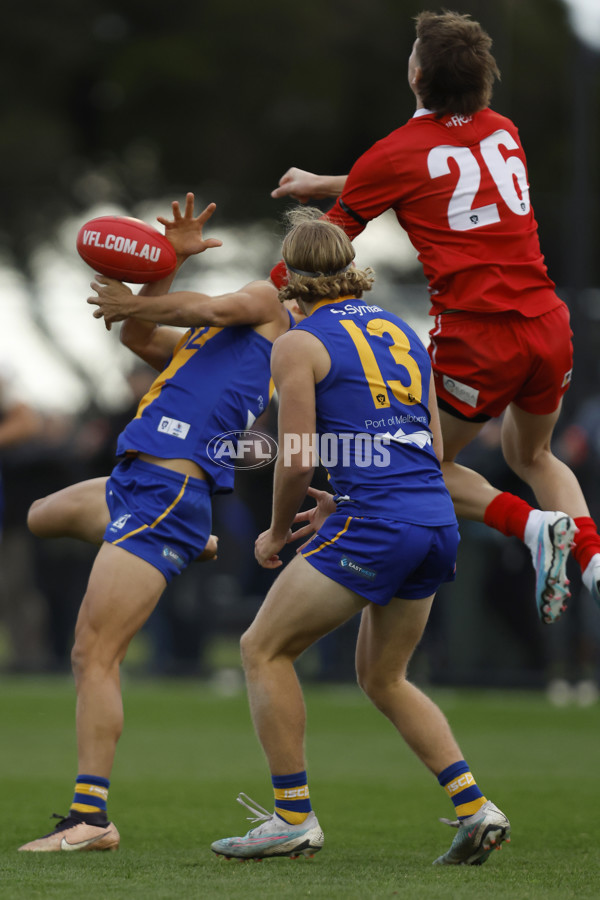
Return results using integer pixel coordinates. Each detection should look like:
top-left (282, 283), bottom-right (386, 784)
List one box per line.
top-left (325, 139), bottom-right (401, 240)
top-left (269, 139), bottom-right (399, 286)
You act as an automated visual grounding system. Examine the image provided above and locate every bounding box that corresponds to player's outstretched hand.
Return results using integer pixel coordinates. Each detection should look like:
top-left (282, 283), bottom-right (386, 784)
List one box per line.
top-left (88, 276), bottom-right (134, 330)
top-left (157, 193), bottom-right (223, 261)
top-left (288, 486), bottom-right (337, 553)
top-left (271, 168), bottom-right (322, 203)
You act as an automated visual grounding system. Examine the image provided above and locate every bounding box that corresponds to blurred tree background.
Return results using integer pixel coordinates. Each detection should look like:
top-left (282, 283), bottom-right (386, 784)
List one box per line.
top-left (1, 0), bottom-right (597, 283)
top-left (1, 0), bottom-right (599, 686)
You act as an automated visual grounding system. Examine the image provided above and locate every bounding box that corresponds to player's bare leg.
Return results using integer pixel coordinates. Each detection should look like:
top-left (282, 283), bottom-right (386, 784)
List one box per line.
top-left (211, 556), bottom-right (363, 860)
top-left (439, 407), bottom-right (577, 623)
top-left (72, 542), bottom-right (167, 776)
top-left (18, 542), bottom-right (165, 852)
top-left (356, 595), bottom-right (463, 773)
top-left (27, 478), bottom-right (110, 545)
top-left (500, 402), bottom-right (589, 516)
top-left (437, 412), bottom-right (498, 521)
top-left (356, 591), bottom-right (510, 866)
top-left (241, 555), bottom-right (365, 773)
top-left (439, 402), bottom-right (587, 521)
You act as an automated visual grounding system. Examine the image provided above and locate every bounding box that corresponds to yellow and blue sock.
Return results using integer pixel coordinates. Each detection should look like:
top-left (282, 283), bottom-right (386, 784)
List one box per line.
top-left (272, 771), bottom-right (312, 825)
top-left (438, 760), bottom-right (486, 820)
top-left (70, 774), bottom-right (110, 821)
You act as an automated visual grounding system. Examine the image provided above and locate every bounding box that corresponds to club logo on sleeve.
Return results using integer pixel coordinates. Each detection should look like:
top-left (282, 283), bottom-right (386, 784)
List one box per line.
top-left (339, 556), bottom-right (377, 581)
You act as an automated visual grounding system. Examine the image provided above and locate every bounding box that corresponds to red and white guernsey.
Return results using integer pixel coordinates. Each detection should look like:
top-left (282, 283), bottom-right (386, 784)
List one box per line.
top-left (327, 108), bottom-right (561, 318)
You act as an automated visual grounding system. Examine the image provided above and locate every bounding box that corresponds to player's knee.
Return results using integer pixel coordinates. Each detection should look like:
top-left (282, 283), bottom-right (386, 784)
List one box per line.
top-left (71, 621), bottom-right (120, 684)
top-left (240, 627), bottom-right (262, 671)
top-left (358, 667), bottom-right (407, 708)
top-left (27, 494), bottom-right (69, 538)
top-left (240, 625), bottom-right (296, 672)
top-left (503, 442), bottom-right (551, 474)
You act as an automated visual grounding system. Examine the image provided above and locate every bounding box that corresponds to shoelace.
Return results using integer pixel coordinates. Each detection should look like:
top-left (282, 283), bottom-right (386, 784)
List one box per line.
top-left (439, 817), bottom-right (460, 828)
top-left (51, 813), bottom-right (76, 830)
top-left (236, 792), bottom-right (273, 824)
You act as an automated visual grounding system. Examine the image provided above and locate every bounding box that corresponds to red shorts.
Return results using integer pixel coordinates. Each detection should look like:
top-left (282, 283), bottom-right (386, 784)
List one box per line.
top-left (428, 304), bottom-right (573, 421)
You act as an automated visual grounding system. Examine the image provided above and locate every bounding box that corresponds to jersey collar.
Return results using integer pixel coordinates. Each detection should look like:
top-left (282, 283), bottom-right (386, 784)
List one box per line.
top-left (306, 295), bottom-right (357, 317)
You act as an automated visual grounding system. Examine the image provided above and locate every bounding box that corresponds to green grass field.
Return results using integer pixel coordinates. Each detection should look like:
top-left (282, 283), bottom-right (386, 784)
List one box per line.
top-left (0, 676), bottom-right (598, 899)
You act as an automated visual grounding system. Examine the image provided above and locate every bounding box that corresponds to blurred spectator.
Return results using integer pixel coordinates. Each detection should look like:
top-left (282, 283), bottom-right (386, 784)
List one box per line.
top-left (0, 367), bottom-right (44, 670)
top-left (0, 366), bottom-right (41, 527)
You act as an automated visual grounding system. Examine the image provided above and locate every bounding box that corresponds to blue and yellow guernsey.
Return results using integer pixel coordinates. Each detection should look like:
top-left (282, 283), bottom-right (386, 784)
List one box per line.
top-left (294, 297), bottom-right (456, 525)
top-left (116, 323), bottom-right (275, 493)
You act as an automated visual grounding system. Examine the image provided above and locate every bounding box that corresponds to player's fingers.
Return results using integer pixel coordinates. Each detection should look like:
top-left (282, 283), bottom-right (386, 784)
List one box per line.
top-left (197, 202), bottom-right (217, 224)
top-left (271, 184), bottom-right (295, 199)
top-left (271, 186), bottom-right (309, 202)
top-left (292, 509), bottom-right (311, 523)
top-left (287, 524), bottom-right (313, 543)
top-left (184, 192), bottom-right (195, 216)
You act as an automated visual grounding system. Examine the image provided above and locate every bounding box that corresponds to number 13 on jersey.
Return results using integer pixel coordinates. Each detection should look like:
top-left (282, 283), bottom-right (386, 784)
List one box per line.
top-left (340, 318), bottom-right (423, 409)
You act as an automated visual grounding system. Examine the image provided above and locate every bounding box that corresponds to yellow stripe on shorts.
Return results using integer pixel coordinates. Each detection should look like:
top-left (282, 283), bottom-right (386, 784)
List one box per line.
top-left (112, 475), bottom-right (189, 546)
top-left (302, 516), bottom-right (353, 558)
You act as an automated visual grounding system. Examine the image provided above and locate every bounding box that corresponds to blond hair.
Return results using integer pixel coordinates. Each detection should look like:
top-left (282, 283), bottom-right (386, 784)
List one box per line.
top-left (279, 207), bottom-right (374, 304)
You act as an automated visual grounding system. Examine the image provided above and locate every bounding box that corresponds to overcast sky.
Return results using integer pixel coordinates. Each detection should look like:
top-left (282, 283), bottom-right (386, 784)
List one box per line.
top-left (563, 0), bottom-right (600, 49)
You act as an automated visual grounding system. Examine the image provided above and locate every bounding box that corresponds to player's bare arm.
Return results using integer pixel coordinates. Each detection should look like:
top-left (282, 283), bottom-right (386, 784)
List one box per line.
top-left (254, 330), bottom-right (320, 569)
top-left (90, 277), bottom-right (283, 331)
top-left (271, 168), bottom-right (348, 202)
top-left (119, 317), bottom-right (182, 372)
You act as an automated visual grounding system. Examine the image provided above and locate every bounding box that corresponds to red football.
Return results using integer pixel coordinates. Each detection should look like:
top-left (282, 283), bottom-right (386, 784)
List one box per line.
top-left (76, 215), bottom-right (177, 283)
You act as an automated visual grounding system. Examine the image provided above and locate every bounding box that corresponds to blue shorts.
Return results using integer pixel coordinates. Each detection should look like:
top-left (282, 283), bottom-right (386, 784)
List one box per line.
top-left (104, 457), bottom-right (212, 582)
top-left (301, 512), bottom-right (459, 605)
